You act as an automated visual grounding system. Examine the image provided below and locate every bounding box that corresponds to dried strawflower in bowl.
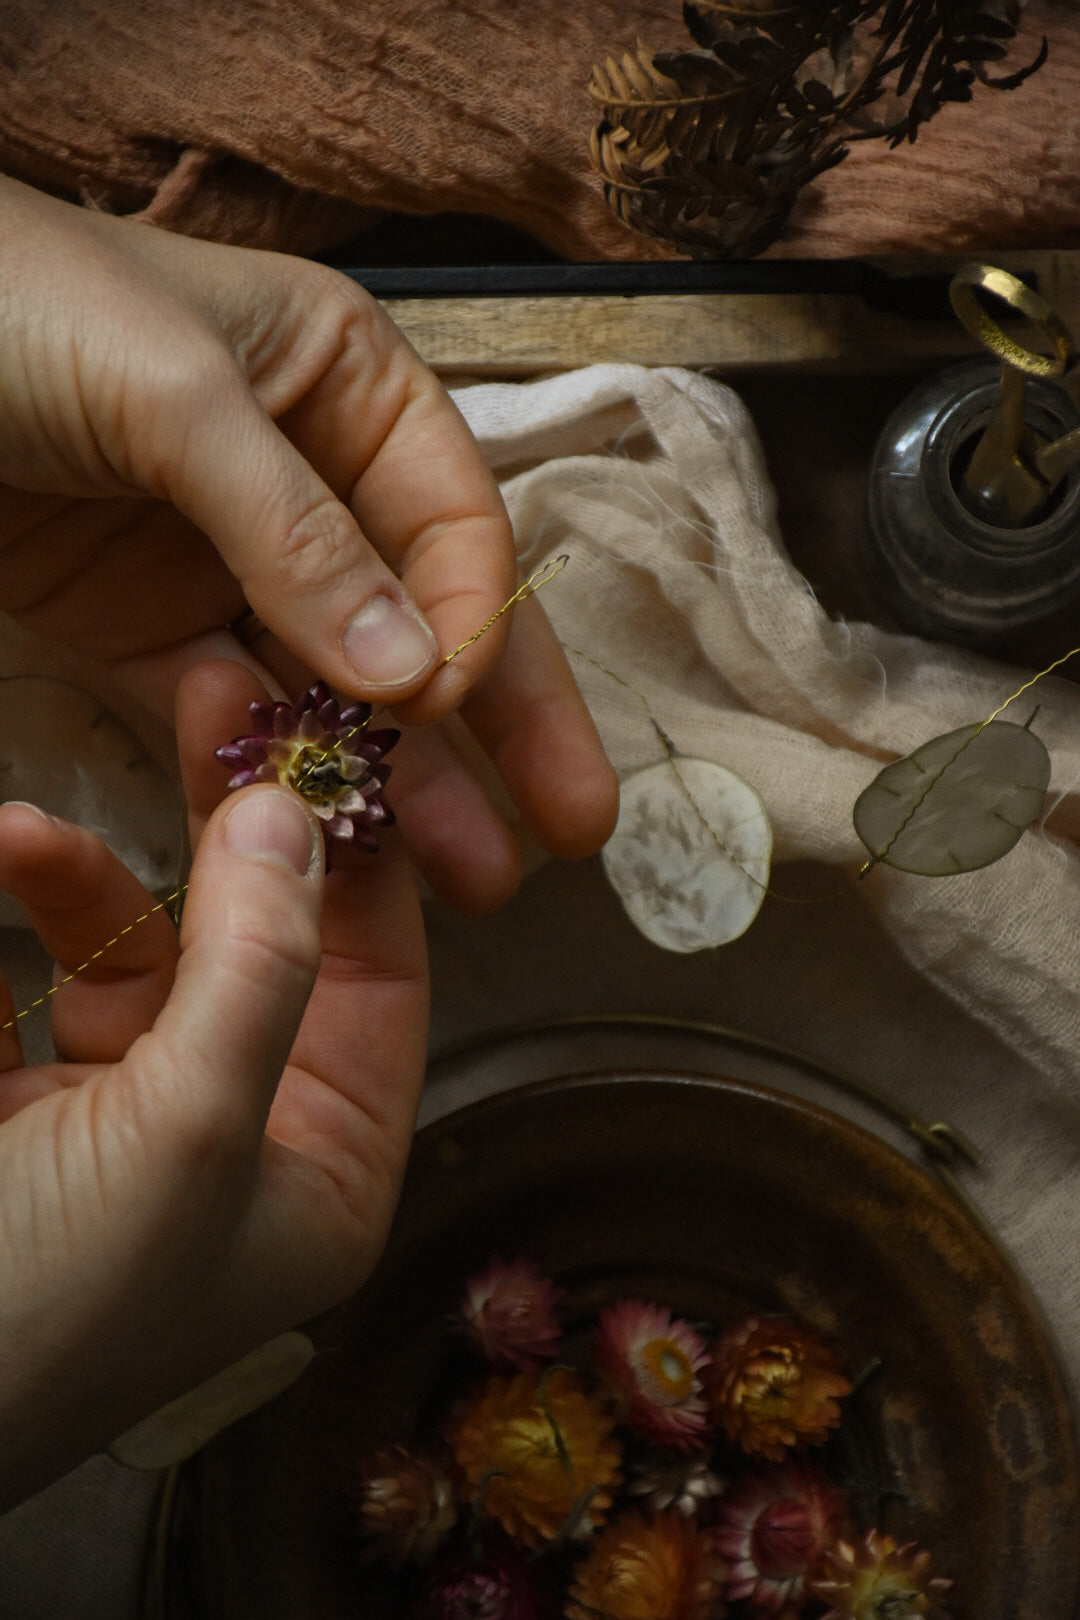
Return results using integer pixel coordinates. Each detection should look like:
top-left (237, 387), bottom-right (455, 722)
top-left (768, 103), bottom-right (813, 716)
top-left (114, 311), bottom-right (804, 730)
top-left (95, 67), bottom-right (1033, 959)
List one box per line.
top-left (706, 1315), bottom-right (853, 1461)
top-left (449, 1365), bottom-right (622, 1547)
top-left (337, 1265), bottom-right (948, 1618)
top-left (459, 1256), bottom-right (564, 1371)
top-left (593, 1299), bottom-right (710, 1450)
top-left (191, 1072), bottom-right (1080, 1618)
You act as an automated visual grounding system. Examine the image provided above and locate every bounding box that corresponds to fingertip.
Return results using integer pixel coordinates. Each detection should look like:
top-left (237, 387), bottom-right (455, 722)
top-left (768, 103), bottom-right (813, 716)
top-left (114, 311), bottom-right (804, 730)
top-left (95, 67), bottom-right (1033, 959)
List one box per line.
top-left (537, 755), bottom-right (621, 862)
top-left (0, 802), bottom-right (85, 900)
top-left (0, 799), bottom-right (66, 847)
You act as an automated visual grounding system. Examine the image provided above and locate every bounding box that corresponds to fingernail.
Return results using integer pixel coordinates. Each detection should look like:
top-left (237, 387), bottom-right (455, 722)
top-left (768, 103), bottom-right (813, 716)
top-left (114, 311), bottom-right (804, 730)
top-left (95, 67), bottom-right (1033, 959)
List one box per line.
top-left (343, 593), bottom-right (438, 687)
top-left (224, 790), bottom-right (318, 876)
top-left (2, 800), bottom-right (64, 830)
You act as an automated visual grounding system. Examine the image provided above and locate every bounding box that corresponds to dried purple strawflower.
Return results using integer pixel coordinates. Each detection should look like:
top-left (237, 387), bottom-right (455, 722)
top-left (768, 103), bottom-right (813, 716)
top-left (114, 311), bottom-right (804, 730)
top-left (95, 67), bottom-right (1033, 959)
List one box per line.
top-left (717, 1461), bottom-right (849, 1612)
top-left (460, 1257), bottom-right (564, 1370)
top-left (408, 1545), bottom-right (550, 1620)
top-left (215, 680), bottom-right (398, 859)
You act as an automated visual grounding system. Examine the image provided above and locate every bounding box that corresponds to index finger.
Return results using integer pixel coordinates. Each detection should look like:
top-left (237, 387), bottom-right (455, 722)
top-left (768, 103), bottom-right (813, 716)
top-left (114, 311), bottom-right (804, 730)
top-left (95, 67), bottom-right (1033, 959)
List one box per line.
top-left (150, 237), bottom-right (517, 721)
top-left (264, 272), bottom-right (518, 724)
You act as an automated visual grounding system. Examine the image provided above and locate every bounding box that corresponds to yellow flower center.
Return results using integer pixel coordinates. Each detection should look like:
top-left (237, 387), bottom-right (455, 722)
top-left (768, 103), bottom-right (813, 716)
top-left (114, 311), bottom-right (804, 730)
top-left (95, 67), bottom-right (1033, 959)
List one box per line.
top-left (503, 1414), bottom-right (562, 1468)
top-left (742, 1352), bottom-right (801, 1417)
top-left (853, 1572), bottom-right (929, 1620)
top-left (637, 1337), bottom-right (695, 1404)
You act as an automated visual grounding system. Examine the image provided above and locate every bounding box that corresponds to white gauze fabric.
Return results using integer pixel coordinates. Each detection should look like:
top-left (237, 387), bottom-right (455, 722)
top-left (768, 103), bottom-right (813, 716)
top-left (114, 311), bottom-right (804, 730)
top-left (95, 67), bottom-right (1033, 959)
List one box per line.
top-left (453, 364), bottom-right (1080, 1094)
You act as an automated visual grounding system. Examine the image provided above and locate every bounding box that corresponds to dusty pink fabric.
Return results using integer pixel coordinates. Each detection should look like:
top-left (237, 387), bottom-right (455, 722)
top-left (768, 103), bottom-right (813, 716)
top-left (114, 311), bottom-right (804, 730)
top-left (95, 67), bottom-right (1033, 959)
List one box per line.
top-left (0, 0), bottom-right (1074, 258)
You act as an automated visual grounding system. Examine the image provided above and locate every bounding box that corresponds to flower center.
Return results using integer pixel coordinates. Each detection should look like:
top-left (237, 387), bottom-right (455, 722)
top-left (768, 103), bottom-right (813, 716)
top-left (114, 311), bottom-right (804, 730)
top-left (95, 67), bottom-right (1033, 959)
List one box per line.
top-left (289, 743), bottom-right (365, 805)
top-left (637, 1337), bottom-right (695, 1404)
top-left (869, 1581), bottom-right (928, 1620)
top-left (750, 1500), bottom-right (815, 1580)
top-left (745, 1354), bottom-right (800, 1416)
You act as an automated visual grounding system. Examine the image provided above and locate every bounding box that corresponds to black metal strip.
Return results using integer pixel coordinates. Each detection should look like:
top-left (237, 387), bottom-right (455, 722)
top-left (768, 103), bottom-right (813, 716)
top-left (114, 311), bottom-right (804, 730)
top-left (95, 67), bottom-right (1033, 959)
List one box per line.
top-left (330, 260), bottom-right (983, 319)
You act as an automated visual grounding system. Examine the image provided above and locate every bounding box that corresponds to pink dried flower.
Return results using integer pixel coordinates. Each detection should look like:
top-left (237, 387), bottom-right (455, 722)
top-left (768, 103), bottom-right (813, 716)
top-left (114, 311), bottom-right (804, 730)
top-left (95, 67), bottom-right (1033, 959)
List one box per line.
top-left (215, 680), bottom-right (398, 859)
top-left (345, 1443), bottom-right (456, 1566)
top-left (408, 1545), bottom-right (550, 1620)
top-left (460, 1257), bottom-right (563, 1370)
top-left (717, 1461), bottom-right (849, 1612)
top-left (594, 1300), bottom-right (710, 1450)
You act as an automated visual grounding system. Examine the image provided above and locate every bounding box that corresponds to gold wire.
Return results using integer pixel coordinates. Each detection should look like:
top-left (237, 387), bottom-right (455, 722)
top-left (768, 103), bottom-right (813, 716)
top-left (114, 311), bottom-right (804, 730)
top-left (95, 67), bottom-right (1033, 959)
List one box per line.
top-left (1, 887), bottom-right (187, 1035)
top-left (1, 557), bottom-right (570, 1038)
top-left (441, 553), bottom-right (569, 666)
top-left (858, 641), bottom-right (1080, 877)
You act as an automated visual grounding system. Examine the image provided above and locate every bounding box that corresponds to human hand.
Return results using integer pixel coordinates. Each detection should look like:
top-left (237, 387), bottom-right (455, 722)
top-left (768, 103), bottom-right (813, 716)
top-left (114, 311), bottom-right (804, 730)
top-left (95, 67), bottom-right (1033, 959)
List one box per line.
top-left (0, 727), bottom-right (428, 1506)
top-left (0, 176), bottom-right (617, 910)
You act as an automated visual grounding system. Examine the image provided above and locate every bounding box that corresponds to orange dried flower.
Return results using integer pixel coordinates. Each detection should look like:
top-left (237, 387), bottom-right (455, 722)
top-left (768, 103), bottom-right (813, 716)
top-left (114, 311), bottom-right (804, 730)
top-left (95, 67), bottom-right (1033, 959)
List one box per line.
top-left (811, 1530), bottom-right (952, 1619)
top-left (449, 1368), bottom-right (622, 1547)
top-left (706, 1316), bottom-right (851, 1460)
top-left (565, 1508), bottom-right (726, 1620)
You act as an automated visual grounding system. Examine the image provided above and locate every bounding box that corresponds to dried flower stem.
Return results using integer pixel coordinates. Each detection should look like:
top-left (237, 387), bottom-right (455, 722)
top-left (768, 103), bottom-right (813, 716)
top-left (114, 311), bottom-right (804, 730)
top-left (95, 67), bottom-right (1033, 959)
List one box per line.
top-left (537, 1364), bottom-right (574, 1476)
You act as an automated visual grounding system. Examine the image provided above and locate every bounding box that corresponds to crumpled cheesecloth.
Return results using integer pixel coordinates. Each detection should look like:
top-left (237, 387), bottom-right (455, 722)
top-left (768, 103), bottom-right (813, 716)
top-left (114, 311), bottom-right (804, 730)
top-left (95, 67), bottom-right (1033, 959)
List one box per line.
top-left (449, 360), bottom-right (1080, 1377)
top-left (456, 363), bottom-right (1080, 1094)
top-left (0, 0), bottom-right (1075, 260)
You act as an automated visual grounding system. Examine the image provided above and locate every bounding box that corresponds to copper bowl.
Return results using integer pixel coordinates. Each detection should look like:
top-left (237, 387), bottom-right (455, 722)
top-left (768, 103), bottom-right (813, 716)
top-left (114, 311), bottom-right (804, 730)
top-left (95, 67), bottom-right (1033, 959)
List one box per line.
top-left (194, 1070), bottom-right (1080, 1619)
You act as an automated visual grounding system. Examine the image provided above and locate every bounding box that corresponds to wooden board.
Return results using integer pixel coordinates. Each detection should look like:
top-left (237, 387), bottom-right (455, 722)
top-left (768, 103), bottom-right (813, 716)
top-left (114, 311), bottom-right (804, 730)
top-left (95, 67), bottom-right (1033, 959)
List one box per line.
top-left (380, 251), bottom-right (1080, 376)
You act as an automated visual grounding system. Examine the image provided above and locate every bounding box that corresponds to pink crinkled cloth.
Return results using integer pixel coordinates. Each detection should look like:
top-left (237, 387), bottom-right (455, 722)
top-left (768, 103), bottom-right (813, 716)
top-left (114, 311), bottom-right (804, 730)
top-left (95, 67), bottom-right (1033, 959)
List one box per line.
top-left (0, 0), bottom-right (1075, 259)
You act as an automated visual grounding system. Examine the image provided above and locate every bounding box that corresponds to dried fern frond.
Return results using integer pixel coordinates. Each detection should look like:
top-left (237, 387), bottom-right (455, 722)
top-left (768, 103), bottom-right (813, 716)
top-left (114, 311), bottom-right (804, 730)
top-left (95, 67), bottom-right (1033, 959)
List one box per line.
top-left (589, 0), bottom-right (1047, 257)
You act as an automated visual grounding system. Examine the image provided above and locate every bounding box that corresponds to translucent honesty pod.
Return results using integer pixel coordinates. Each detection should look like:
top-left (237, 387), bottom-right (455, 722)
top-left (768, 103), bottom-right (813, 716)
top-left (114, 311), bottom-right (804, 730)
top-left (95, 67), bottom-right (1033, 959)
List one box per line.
top-left (853, 720), bottom-right (1051, 877)
top-left (0, 676), bottom-right (183, 927)
top-left (109, 1332), bottom-right (316, 1470)
top-left (602, 757), bottom-right (772, 951)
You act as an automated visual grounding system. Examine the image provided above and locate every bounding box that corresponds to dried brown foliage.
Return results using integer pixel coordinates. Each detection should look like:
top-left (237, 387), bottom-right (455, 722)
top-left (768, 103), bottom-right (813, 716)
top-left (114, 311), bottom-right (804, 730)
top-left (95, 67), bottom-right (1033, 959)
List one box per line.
top-left (589, 0), bottom-right (1048, 257)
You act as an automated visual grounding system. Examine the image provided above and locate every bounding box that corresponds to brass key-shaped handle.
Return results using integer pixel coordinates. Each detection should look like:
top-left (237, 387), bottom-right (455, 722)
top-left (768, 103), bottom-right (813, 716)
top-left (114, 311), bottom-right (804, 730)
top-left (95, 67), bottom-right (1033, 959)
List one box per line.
top-left (949, 263), bottom-right (1080, 527)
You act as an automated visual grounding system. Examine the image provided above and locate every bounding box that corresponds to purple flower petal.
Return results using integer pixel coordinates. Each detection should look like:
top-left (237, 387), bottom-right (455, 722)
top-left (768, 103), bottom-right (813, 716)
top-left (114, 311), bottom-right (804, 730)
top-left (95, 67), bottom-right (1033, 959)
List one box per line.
top-left (248, 700), bottom-right (277, 733)
top-left (339, 702), bottom-right (373, 730)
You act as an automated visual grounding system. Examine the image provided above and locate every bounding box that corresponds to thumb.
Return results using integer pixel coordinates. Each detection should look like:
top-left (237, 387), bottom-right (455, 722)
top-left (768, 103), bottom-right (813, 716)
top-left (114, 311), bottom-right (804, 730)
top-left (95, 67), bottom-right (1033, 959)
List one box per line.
top-left (152, 357), bottom-right (439, 700)
top-left (145, 785), bottom-right (324, 1147)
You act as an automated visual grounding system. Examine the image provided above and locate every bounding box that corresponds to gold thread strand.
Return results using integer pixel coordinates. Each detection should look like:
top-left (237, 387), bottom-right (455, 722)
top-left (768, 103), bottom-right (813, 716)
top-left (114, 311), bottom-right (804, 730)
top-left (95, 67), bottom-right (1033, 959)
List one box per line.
top-left (858, 642), bottom-right (1080, 878)
top-left (441, 553), bottom-right (569, 667)
top-left (1, 558), bottom-right (570, 1036)
top-left (1, 886), bottom-right (188, 1035)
